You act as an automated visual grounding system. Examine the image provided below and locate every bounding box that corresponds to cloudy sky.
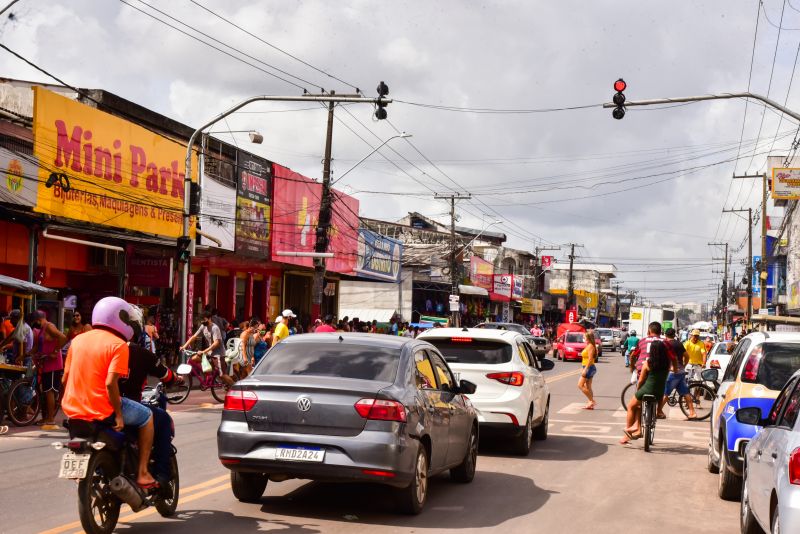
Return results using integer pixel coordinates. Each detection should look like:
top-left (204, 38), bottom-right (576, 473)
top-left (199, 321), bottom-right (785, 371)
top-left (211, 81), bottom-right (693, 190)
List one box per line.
top-left (1, 0), bottom-right (793, 306)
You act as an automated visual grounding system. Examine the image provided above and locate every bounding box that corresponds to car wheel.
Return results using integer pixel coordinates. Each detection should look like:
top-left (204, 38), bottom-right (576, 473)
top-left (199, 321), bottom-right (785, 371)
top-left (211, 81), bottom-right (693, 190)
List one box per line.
top-left (450, 425), bottom-right (478, 483)
top-left (533, 399), bottom-right (549, 441)
top-left (772, 507), bottom-right (781, 534)
top-left (740, 468), bottom-right (764, 534)
top-left (230, 471), bottom-right (268, 503)
top-left (512, 409), bottom-right (533, 456)
top-left (718, 435), bottom-right (742, 501)
top-left (707, 437), bottom-right (720, 474)
top-left (397, 445), bottom-right (428, 514)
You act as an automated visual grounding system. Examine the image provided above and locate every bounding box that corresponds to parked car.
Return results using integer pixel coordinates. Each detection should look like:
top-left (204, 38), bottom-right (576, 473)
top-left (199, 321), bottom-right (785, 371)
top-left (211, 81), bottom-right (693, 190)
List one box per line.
top-left (217, 333), bottom-right (479, 515)
top-left (708, 331), bottom-right (800, 501)
top-left (474, 322), bottom-right (547, 360)
top-left (418, 327), bottom-right (553, 456)
top-left (739, 369), bottom-right (800, 534)
top-left (704, 341), bottom-right (733, 376)
top-left (529, 336), bottom-right (552, 359)
top-left (554, 331), bottom-right (591, 362)
top-left (595, 328), bottom-right (618, 351)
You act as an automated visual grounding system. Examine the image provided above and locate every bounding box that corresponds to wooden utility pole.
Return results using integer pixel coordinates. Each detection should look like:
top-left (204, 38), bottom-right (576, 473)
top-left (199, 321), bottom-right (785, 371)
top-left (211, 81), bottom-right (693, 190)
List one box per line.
top-left (533, 245), bottom-right (560, 298)
top-left (724, 208), bottom-right (753, 326)
top-left (434, 192), bottom-right (471, 326)
top-left (732, 173), bottom-right (768, 311)
top-left (709, 242), bottom-right (728, 334)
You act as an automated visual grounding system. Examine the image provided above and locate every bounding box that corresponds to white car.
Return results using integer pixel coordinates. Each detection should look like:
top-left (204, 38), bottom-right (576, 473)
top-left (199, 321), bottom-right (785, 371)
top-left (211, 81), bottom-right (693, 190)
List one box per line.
top-left (418, 327), bottom-right (552, 455)
top-left (739, 368), bottom-right (800, 534)
top-left (704, 341), bottom-right (733, 376)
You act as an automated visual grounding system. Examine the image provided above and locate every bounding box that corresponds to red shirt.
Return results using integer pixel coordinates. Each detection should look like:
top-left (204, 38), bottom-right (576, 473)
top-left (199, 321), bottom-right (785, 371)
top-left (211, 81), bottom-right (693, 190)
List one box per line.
top-left (314, 324), bottom-right (337, 333)
top-left (631, 335), bottom-right (676, 373)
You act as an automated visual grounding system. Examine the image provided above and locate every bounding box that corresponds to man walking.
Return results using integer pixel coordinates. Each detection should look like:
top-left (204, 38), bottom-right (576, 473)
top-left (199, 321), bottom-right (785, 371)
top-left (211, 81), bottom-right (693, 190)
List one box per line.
top-left (684, 329), bottom-right (707, 382)
top-left (659, 328), bottom-right (696, 420)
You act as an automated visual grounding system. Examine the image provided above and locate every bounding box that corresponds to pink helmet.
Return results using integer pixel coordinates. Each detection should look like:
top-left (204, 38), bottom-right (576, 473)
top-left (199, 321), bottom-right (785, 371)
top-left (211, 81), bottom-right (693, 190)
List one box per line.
top-left (91, 297), bottom-right (142, 341)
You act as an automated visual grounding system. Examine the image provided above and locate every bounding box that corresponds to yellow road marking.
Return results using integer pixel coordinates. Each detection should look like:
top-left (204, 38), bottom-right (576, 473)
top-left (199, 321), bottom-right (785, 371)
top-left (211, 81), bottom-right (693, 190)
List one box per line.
top-left (546, 368), bottom-right (584, 383)
top-left (39, 473), bottom-right (229, 534)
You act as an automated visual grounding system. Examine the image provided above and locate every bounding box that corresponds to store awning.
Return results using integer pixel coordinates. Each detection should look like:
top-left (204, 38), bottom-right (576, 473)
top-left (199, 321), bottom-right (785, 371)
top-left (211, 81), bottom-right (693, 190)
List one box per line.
top-left (458, 284), bottom-right (488, 296)
top-left (0, 274), bottom-right (56, 297)
top-left (339, 308), bottom-right (396, 323)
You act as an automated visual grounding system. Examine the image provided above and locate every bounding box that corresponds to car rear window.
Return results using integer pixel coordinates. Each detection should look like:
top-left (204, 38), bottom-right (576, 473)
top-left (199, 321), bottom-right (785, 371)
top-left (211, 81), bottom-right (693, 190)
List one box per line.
top-left (566, 333), bottom-right (585, 343)
top-left (425, 339), bottom-right (513, 364)
top-left (741, 342), bottom-right (800, 391)
top-left (480, 323), bottom-right (528, 335)
top-left (255, 342), bottom-right (400, 382)
top-left (597, 329), bottom-right (611, 337)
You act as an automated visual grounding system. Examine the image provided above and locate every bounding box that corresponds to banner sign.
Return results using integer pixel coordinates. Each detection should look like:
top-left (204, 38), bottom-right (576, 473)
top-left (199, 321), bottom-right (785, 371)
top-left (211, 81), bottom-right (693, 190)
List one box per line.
top-left (491, 274), bottom-right (512, 302)
top-left (32, 87), bottom-right (196, 238)
top-left (566, 308), bottom-right (578, 324)
top-left (771, 168), bottom-right (800, 200)
top-left (235, 151), bottom-right (271, 257)
top-left (0, 147), bottom-right (38, 207)
top-left (470, 255), bottom-right (494, 289)
top-left (541, 255), bottom-right (553, 269)
top-left (752, 255), bottom-right (761, 296)
top-left (512, 276), bottom-right (524, 299)
top-left (521, 298), bottom-right (534, 314)
top-left (356, 229), bottom-right (402, 282)
top-left (200, 174), bottom-right (236, 250)
top-left (271, 164), bottom-right (359, 274)
top-left (127, 256), bottom-right (173, 288)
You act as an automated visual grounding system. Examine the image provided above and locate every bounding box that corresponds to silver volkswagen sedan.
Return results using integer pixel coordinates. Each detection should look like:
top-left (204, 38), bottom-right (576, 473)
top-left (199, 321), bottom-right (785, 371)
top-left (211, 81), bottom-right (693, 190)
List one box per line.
top-left (217, 333), bottom-right (478, 514)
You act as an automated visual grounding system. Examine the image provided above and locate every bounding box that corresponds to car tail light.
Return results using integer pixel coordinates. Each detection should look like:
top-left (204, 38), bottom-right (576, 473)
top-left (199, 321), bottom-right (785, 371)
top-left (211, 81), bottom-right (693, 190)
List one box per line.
top-left (742, 346), bottom-right (764, 382)
top-left (790, 448), bottom-right (800, 485)
top-left (486, 372), bottom-right (525, 386)
top-left (709, 359), bottom-right (720, 369)
top-left (354, 399), bottom-right (407, 422)
top-left (451, 337), bottom-right (473, 342)
top-left (224, 390), bottom-right (258, 411)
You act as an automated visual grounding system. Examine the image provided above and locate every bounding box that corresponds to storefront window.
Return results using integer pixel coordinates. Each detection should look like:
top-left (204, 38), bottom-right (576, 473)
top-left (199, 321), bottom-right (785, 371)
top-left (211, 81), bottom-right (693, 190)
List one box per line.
top-left (235, 276), bottom-right (246, 322)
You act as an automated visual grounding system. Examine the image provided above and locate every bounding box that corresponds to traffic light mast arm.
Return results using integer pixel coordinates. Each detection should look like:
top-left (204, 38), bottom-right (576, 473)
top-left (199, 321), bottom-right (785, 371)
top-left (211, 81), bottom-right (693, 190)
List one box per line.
top-left (603, 92), bottom-right (800, 123)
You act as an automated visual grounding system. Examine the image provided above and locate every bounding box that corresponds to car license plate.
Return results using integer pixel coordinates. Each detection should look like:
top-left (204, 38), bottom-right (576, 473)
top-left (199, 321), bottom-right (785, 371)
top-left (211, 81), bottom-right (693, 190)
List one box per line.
top-left (59, 452), bottom-right (91, 479)
top-left (274, 446), bottom-right (324, 462)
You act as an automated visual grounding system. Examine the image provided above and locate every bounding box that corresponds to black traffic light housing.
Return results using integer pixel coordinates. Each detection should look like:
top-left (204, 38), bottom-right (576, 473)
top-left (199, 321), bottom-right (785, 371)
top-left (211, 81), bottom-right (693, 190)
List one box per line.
top-left (176, 236), bottom-right (192, 264)
top-left (375, 81), bottom-right (389, 120)
top-left (612, 78), bottom-right (626, 120)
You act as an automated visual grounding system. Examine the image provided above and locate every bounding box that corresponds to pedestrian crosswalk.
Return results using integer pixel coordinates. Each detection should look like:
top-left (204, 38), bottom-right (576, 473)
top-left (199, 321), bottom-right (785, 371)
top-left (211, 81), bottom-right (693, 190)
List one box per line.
top-left (557, 402), bottom-right (699, 421)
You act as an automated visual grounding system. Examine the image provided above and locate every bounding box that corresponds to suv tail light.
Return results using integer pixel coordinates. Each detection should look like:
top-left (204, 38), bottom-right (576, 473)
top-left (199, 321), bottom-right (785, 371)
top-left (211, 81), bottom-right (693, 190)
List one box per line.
top-left (486, 372), bottom-right (525, 386)
top-left (354, 399), bottom-right (407, 422)
top-left (742, 345), bottom-right (764, 382)
top-left (790, 448), bottom-right (800, 485)
top-left (224, 390), bottom-right (258, 411)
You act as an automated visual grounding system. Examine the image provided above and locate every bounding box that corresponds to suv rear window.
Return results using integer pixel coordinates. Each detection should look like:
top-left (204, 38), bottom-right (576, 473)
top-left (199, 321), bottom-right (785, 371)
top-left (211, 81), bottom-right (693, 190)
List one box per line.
top-left (480, 323), bottom-right (528, 336)
top-left (566, 333), bottom-right (585, 343)
top-left (425, 339), bottom-right (513, 364)
top-left (255, 342), bottom-right (400, 382)
top-left (741, 342), bottom-right (800, 391)
top-left (596, 329), bottom-right (612, 337)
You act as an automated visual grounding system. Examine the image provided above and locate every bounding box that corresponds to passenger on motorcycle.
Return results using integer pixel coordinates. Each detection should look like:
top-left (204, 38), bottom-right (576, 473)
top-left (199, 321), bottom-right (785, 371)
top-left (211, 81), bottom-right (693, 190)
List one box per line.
top-left (60, 297), bottom-right (157, 489)
top-left (622, 330), bottom-right (639, 368)
top-left (119, 309), bottom-right (183, 487)
top-left (659, 327), bottom-right (696, 420)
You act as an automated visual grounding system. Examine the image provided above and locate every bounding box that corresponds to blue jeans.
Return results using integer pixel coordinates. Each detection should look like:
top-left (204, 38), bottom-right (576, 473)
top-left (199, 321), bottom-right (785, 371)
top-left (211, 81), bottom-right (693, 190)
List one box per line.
top-left (624, 350), bottom-right (631, 367)
top-left (121, 397), bottom-right (152, 428)
top-left (149, 406), bottom-right (173, 480)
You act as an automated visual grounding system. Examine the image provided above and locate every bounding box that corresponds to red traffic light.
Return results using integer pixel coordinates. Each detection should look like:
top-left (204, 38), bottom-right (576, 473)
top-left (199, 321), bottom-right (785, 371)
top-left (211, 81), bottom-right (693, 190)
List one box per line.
top-left (614, 78), bottom-right (627, 93)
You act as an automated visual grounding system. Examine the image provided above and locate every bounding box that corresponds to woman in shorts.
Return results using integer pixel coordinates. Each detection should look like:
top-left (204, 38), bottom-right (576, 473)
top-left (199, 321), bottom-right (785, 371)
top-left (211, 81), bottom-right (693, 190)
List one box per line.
top-left (578, 330), bottom-right (598, 410)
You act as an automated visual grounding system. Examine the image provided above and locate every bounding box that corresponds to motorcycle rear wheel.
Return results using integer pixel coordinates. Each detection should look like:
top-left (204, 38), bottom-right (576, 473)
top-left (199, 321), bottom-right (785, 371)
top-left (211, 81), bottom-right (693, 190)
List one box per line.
top-left (155, 455), bottom-right (179, 517)
top-left (78, 450), bottom-right (122, 534)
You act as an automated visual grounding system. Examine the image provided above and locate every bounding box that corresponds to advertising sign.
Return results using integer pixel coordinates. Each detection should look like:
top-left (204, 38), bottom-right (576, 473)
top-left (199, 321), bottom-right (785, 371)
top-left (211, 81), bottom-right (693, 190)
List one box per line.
top-left (541, 256), bottom-right (553, 269)
top-left (491, 274), bottom-right (513, 301)
top-left (0, 147), bottom-right (38, 207)
top-left (771, 168), bottom-right (800, 200)
top-left (32, 87), bottom-right (196, 238)
top-left (470, 255), bottom-right (494, 289)
top-left (512, 276), bottom-right (524, 299)
top-left (566, 308), bottom-right (578, 324)
top-left (235, 151), bottom-right (271, 257)
top-left (200, 173), bottom-right (236, 250)
top-left (356, 229), bottom-right (402, 282)
top-left (521, 298), bottom-right (542, 314)
top-left (271, 164), bottom-right (359, 275)
top-left (752, 255), bottom-right (761, 296)
top-left (127, 256), bottom-right (173, 288)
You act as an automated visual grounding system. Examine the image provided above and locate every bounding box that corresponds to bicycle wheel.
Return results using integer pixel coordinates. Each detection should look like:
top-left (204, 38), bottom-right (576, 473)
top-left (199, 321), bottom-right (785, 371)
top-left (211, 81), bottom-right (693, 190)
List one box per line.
top-left (210, 379), bottom-right (228, 403)
top-left (680, 383), bottom-right (715, 421)
top-left (620, 383), bottom-right (635, 410)
top-left (643, 401), bottom-right (654, 452)
top-left (6, 378), bottom-right (40, 427)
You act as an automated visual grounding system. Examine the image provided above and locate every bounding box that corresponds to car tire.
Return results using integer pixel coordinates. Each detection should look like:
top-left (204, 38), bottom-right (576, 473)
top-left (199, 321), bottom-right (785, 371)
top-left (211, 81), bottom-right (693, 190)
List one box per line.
top-left (718, 435), bottom-right (742, 501)
top-left (230, 471), bottom-right (268, 503)
top-left (450, 426), bottom-right (478, 483)
top-left (707, 437), bottom-right (720, 474)
top-left (397, 445), bottom-right (428, 514)
top-left (512, 409), bottom-right (533, 456)
top-left (533, 399), bottom-right (549, 441)
top-left (740, 468), bottom-right (764, 534)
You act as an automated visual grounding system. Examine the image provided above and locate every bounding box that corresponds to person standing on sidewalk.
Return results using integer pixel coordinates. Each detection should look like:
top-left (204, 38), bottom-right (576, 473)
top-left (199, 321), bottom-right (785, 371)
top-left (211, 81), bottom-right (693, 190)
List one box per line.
top-left (578, 330), bottom-right (598, 410)
top-left (30, 311), bottom-right (67, 430)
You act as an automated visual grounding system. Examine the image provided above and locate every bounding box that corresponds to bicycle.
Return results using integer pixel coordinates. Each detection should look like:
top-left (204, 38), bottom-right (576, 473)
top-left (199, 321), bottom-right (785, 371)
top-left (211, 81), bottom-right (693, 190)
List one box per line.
top-left (181, 349), bottom-right (229, 403)
top-left (620, 377), bottom-right (715, 421)
top-left (641, 394), bottom-right (657, 452)
top-left (5, 361), bottom-right (63, 427)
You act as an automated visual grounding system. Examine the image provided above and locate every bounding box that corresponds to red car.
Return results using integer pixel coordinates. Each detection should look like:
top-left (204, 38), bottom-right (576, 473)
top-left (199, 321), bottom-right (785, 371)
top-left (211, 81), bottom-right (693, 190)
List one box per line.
top-left (554, 331), bottom-right (590, 362)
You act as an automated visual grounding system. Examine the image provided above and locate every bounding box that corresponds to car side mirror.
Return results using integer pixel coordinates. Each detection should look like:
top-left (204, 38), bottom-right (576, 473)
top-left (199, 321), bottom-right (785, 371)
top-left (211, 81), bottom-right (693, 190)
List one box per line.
top-left (701, 369), bottom-right (719, 382)
top-left (459, 379), bottom-right (477, 395)
top-left (735, 407), bottom-right (766, 427)
top-left (539, 359), bottom-right (555, 371)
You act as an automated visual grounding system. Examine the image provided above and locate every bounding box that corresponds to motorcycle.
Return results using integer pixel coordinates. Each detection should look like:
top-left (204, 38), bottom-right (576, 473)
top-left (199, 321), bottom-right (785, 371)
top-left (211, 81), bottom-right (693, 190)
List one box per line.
top-left (53, 363), bottom-right (191, 534)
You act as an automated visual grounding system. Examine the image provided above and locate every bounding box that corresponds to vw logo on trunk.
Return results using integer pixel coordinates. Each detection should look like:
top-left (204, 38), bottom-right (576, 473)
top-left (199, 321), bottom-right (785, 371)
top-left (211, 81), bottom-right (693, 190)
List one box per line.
top-left (297, 397), bottom-right (312, 412)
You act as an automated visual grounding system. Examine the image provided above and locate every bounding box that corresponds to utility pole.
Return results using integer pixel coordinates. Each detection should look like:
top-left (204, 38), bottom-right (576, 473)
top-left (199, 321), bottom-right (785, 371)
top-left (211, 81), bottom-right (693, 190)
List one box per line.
top-left (533, 245), bottom-right (560, 298)
top-left (709, 241), bottom-right (729, 335)
top-left (732, 173), bottom-right (769, 311)
top-left (724, 208), bottom-right (753, 325)
top-left (434, 192), bottom-right (471, 326)
top-left (565, 243), bottom-right (583, 311)
top-left (612, 282), bottom-right (622, 327)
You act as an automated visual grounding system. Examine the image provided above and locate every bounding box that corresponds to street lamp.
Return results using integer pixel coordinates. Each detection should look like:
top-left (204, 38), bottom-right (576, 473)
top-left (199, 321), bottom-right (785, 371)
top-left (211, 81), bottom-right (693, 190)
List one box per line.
top-left (331, 132), bottom-right (411, 185)
top-left (207, 130), bottom-right (264, 144)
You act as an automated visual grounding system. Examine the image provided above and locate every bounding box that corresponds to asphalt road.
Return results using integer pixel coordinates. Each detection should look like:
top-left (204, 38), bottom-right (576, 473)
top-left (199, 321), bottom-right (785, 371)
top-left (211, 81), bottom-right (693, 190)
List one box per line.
top-left (1, 350), bottom-right (739, 534)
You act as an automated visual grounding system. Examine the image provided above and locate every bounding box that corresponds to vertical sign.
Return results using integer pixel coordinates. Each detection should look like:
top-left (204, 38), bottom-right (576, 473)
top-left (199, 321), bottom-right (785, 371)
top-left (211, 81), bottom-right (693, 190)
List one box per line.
top-left (566, 308), bottom-right (578, 324)
top-left (752, 255), bottom-right (761, 296)
top-left (235, 151), bottom-right (272, 257)
top-left (541, 256), bottom-right (553, 269)
top-left (186, 272), bottom-right (194, 337)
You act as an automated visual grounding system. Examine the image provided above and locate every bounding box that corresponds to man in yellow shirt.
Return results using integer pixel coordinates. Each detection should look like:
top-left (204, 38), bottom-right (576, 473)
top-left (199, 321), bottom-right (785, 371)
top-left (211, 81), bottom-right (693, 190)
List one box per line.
top-left (683, 329), bottom-right (707, 381)
top-left (271, 309), bottom-right (295, 347)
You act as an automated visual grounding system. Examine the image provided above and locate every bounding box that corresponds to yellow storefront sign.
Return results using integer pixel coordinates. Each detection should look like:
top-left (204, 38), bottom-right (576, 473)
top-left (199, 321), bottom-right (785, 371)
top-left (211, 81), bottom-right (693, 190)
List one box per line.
top-left (33, 87), bottom-right (196, 238)
top-left (549, 288), bottom-right (597, 309)
top-left (521, 298), bottom-right (543, 314)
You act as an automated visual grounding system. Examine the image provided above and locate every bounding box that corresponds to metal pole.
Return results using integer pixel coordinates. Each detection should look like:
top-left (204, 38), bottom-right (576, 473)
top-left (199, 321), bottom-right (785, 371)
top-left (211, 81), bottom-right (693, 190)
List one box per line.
top-left (761, 173), bottom-right (768, 306)
top-left (567, 244), bottom-right (575, 310)
top-left (748, 208), bottom-right (753, 325)
top-left (311, 95), bottom-right (336, 321)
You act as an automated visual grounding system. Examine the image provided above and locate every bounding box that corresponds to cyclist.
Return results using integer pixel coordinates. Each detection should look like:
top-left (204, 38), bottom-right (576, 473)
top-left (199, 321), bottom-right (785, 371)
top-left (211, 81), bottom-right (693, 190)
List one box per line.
top-left (683, 329), bottom-right (707, 382)
top-left (180, 310), bottom-right (226, 369)
top-left (659, 327), bottom-right (696, 420)
top-left (622, 329), bottom-right (639, 368)
top-left (61, 297), bottom-right (157, 489)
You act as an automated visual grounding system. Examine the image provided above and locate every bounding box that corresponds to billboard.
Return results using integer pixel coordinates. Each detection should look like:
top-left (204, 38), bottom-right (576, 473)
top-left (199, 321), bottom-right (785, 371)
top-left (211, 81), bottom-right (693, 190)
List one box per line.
top-left (271, 164), bottom-right (359, 274)
top-left (772, 168), bottom-right (800, 200)
top-left (470, 256), bottom-right (494, 289)
top-left (32, 87), bottom-right (196, 238)
top-left (200, 174), bottom-right (236, 250)
top-left (491, 274), bottom-right (513, 301)
top-left (356, 229), bottom-right (402, 282)
top-left (235, 151), bottom-right (271, 257)
top-left (0, 147), bottom-right (38, 207)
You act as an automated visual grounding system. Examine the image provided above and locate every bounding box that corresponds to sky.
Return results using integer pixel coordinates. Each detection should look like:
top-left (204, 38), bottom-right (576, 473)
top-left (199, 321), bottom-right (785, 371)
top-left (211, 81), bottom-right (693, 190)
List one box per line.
top-left (0, 0), bottom-right (795, 306)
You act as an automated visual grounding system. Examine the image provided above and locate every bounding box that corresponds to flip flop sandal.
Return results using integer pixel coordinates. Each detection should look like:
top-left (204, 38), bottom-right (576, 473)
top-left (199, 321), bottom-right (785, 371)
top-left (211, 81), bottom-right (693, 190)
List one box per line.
top-left (630, 432), bottom-right (643, 440)
top-left (582, 405), bottom-right (595, 410)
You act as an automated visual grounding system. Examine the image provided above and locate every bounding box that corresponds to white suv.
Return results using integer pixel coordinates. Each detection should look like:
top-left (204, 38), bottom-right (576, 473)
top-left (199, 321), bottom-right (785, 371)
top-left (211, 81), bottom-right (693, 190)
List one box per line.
top-left (418, 327), bottom-right (552, 455)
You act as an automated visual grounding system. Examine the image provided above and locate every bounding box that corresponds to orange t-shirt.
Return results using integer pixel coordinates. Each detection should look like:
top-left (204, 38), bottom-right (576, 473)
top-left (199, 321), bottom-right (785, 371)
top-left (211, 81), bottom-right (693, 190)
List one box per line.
top-left (2, 319), bottom-right (13, 338)
top-left (62, 329), bottom-right (129, 421)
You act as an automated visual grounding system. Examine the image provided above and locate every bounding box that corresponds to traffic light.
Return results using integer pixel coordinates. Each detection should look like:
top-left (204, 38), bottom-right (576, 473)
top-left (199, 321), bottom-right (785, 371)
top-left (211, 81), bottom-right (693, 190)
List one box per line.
top-left (176, 236), bottom-right (191, 263)
top-left (612, 78), bottom-right (626, 120)
top-left (375, 81), bottom-right (389, 120)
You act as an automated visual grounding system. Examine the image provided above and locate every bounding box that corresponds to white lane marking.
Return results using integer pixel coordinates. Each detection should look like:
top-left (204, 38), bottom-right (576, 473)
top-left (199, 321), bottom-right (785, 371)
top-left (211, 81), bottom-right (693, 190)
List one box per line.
top-left (548, 432), bottom-right (707, 445)
top-left (561, 424), bottom-right (611, 434)
top-left (613, 408), bottom-right (627, 418)
top-left (557, 402), bottom-right (589, 415)
top-left (549, 418), bottom-right (707, 432)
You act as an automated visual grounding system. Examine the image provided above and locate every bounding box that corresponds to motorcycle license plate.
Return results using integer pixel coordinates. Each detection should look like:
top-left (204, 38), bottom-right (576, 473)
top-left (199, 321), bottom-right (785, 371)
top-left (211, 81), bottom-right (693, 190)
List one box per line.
top-left (274, 446), bottom-right (324, 463)
top-left (59, 452), bottom-right (91, 479)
